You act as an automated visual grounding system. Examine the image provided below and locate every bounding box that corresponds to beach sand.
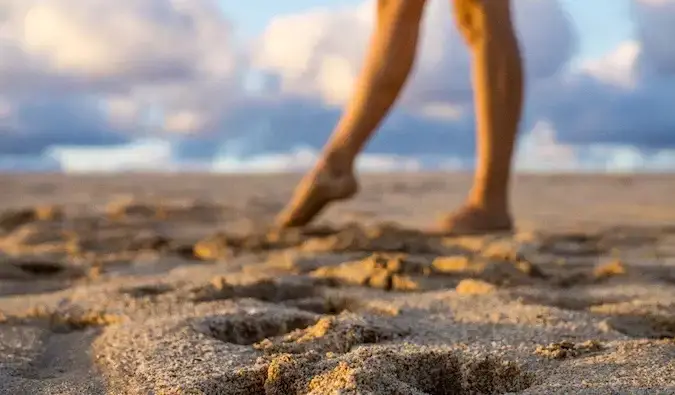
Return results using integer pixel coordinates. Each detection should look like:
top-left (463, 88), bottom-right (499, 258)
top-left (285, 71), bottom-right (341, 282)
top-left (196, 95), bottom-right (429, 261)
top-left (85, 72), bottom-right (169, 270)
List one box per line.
top-left (0, 172), bottom-right (674, 394)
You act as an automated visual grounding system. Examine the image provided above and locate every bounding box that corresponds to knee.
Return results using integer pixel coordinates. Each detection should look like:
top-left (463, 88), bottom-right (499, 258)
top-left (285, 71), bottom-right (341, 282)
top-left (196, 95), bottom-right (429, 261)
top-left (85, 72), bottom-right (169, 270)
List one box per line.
top-left (453, 0), bottom-right (514, 47)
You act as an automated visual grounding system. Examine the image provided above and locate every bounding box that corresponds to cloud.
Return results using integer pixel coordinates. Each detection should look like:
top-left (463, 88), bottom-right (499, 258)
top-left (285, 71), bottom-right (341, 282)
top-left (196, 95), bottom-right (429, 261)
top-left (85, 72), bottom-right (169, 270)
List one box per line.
top-left (530, 0), bottom-right (675, 150)
top-left (252, 0), bottom-right (575, 112)
top-left (532, 69), bottom-right (675, 149)
top-left (0, 0), bottom-right (241, 154)
top-left (242, 0), bottom-right (582, 161)
top-left (47, 139), bottom-right (173, 173)
top-left (47, 140), bottom-right (425, 174)
top-left (578, 41), bottom-right (641, 88)
top-left (632, 0), bottom-right (675, 75)
top-left (249, 0), bottom-right (675, 158)
top-left (40, 123), bottom-right (675, 174)
top-left (211, 95), bottom-right (476, 158)
top-left (1, 0), bottom-right (675, 172)
top-left (213, 146), bottom-right (423, 173)
top-left (515, 121), bottom-right (580, 172)
top-left (4, 0), bottom-right (237, 92)
top-left (0, 94), bottom-right (129, 155)
top-left (514, 120), bottom-right (675, 173)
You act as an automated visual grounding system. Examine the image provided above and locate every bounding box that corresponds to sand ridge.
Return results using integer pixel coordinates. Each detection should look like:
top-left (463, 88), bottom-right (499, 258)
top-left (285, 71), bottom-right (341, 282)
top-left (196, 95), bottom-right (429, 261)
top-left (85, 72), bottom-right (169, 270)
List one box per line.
top-left (0, 173), bottom-right (674, 394)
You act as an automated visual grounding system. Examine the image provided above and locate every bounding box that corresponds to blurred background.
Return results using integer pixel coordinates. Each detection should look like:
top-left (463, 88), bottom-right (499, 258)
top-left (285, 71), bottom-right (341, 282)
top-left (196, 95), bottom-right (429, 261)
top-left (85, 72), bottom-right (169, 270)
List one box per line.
top-left (1, 0), bottom-right (674, 173)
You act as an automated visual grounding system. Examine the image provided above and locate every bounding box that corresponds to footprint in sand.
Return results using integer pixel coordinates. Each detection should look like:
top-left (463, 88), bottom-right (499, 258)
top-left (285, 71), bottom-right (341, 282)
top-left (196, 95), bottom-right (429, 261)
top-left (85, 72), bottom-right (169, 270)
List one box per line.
top-left (254, 314), bottom-right (406, 355)
top-left (197, 310), bottom-right (319, 346)
top-left (0, 258), bottom-right (84, 281)
top-left (263, 347), bottom-right (534, 395)
top-left (192, 278), bottom-right (319, 303)
top-left (602, 314), bottom-right (675, 339)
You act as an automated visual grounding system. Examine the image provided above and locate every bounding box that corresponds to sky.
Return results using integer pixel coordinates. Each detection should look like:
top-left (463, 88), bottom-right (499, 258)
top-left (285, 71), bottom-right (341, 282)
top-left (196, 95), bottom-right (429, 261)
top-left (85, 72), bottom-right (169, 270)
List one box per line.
top-left (1, 0), bottom-right (675, 173)
top-left (562, 0), bottom-right (633, 59)
top-left (222, 0), bottom-right (635, 59)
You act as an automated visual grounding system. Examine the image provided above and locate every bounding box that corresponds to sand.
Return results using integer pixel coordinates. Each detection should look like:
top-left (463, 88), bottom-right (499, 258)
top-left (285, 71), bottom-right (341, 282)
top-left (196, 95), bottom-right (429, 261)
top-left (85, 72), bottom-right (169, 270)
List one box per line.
top-left (0, 172), bottom-right (674, 395)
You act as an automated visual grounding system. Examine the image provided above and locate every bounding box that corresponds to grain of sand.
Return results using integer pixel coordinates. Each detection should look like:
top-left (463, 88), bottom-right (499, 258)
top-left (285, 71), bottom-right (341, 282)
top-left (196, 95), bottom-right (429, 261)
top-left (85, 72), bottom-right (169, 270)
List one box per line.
top-left (0, 173), bottom-right (674, 394)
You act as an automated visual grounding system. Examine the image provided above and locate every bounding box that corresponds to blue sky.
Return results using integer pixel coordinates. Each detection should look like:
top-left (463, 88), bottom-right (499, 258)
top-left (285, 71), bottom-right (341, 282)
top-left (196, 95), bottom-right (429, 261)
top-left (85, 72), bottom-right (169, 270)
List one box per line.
top-left (220, 0), bottom-right (362, 38)
top-left (221, 0), bottom-right (635, 60)
top-left (3, 0), bottom-right (675, 173)
top-left (562, 0), bottom-right (634, 58)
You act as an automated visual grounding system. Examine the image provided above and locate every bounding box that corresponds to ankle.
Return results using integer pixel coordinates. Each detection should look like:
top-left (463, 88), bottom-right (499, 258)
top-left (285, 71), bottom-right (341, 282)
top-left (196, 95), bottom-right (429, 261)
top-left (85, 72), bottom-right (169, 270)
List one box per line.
top-left (319, 150), bottom-right (355, 177)
top-left (465, 195), bottom-right (509, 215)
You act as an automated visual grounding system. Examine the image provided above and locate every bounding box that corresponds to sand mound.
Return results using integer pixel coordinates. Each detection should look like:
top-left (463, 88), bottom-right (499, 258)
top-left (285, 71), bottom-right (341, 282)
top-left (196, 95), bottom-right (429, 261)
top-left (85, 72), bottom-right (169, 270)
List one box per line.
top-left (2, 174), bottom-right (675, 394)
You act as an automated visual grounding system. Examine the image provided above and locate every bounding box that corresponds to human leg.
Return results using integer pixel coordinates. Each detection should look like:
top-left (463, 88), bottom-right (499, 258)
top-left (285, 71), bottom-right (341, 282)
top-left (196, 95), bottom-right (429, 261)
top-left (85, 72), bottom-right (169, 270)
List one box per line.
top-left (276, 0), bottom-right (427, 227)
top-left (439, 0), bottom-right (524, 234)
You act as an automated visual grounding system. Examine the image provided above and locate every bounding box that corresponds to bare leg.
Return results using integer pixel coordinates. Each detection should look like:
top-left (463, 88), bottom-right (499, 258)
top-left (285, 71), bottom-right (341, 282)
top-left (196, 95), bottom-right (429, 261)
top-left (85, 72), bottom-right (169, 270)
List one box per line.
top-left (437, 0), bottom-right (524, 234)
top-left (276, 0), bottom-right (426, 227)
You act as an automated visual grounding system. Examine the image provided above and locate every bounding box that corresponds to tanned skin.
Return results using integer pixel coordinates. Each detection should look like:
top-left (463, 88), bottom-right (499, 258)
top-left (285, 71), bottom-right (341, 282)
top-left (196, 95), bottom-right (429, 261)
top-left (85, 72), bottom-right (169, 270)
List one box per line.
top-left (276, 0), bottom-right (524, 235)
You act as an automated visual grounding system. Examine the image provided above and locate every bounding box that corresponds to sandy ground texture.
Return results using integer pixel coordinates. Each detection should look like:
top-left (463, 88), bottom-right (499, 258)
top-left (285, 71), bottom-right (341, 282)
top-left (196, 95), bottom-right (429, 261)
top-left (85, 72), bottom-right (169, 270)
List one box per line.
top-left (0, 172), bottom-right (674, 395)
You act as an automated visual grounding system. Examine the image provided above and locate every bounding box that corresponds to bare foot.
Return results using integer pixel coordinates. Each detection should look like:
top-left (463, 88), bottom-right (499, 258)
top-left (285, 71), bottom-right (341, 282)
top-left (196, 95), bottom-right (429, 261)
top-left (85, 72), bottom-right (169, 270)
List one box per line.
top-left (431, 204), bottom-right (513, 236)
top-left (275, 165), bottom-right (358, 228)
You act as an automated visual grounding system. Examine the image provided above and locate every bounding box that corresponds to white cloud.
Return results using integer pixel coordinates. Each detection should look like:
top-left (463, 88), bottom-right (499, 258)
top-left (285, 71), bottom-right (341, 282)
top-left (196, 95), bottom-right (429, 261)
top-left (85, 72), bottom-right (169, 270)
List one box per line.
top-left (253, 0), bottom-right (575, 112)
top-left (47, 139), bottom-right (174, 173)
top-left (514, 121), bottom-right (675, 173)
top-left (2, 0), bottom-right (675, 172)
top-left (252, 2), bottom-right (372, 105)
top-left (45, 142), bottom-right (424, 174)
top-left (16, 0), bottom-right (236, 84)
top-left (515, 121), bottom-right (580, 172)
top-left (578, 41), bottom-right (641, 88)
top-left (0, 0), bottom-right (241, 140)
top-left (213, 145), bottom-right (423, 173)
